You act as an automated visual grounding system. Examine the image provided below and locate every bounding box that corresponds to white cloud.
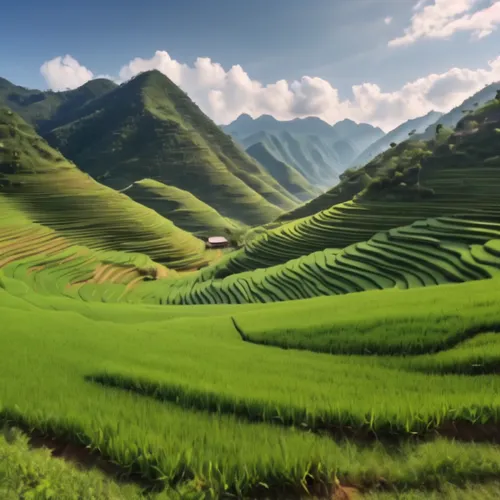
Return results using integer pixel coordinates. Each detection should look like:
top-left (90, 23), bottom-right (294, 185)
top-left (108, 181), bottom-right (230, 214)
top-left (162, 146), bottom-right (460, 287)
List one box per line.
top-left (40, 51), bottom-right (500, 131)
top-left (384, 16), bottom-right (393, 25)
top-left (40, 55), bottom-right (93, 91)
top-left (390, 0), bottom-right (500, 47)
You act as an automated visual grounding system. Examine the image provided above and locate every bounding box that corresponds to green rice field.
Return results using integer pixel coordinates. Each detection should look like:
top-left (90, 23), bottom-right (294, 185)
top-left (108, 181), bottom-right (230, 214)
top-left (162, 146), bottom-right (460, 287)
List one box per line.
top-left (2, 98), bottom-right (500, 499)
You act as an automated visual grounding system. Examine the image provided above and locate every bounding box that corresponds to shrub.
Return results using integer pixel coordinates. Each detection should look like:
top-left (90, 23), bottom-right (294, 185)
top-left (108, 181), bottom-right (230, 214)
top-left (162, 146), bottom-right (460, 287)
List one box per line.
top-left (465, 120), bottom-right (479, 131)
top-left (339, 167), bottom-right (359, 181)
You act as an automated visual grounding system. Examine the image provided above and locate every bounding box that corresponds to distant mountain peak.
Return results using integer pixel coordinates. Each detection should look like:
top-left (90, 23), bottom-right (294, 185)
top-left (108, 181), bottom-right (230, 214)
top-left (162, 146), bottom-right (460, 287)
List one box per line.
top-left (234, 113), bottom-right (254, 122)
top-left (335, 118), bottom-right (358, 126)
top-left (255, 114), bottom-right (279, 124)
top-left (129, 69), bottom-right (177, 90)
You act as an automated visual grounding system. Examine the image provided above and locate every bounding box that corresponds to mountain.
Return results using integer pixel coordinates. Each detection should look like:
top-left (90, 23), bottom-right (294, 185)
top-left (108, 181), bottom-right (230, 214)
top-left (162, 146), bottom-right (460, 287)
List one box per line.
top-left (331, 118), bottom-right (385, 152)
top-left (0, 76), bottom-right (117, 131)
top-left (224, 114), bottom-right (385, 185)
top-left (417, 81), bottom-right (500, 139)
top-left (0, 72), bottom-right (299, 227)
top-left (354, 83), bottom-right (499, 169)
top-left (225, 114), bottom-right (384, 146)
top-left (224, 113), bottom-right (335, 139)
top-left (245, 142), bottom-right (321, 201)
top-left (240, 130), bottom-right (339, 188)
top-left (352, 111), bottom-right (442, 168)
top-left (121, 179), bottom-right (243, 237)
top-left (0, 108), bottom-right (207, 268)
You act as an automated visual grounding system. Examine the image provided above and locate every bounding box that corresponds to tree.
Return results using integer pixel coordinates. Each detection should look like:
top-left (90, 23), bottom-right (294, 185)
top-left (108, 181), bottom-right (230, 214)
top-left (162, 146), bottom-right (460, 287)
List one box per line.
top-left (496, 90), bottom-right (500, 101)
top-left (436, 124), bottom-right (443, 136)
top-left (408, 129), bottom-right (416, 136)
top-left (339, 167), bottom-right (358, 181)
top-left (390, 142), bottom-right (397, 148)
top-left (473, 102), bottom-right (479, 107)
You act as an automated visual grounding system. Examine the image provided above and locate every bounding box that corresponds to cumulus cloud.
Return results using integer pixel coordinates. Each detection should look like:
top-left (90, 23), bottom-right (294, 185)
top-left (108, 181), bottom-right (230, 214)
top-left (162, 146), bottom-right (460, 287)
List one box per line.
top-left (40, 50), bottom-right (500, 131)
top-left (390, 0), bottom-right (500, 47)
top-left (384, 16), bottom-right (393, 25)
top-left (40, 55), bottom-right (93, 91)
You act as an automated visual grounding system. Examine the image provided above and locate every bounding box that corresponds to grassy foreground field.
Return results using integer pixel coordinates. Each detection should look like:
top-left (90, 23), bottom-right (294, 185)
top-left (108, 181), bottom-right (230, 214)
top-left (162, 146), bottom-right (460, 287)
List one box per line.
top-left (2, 267), bottom-right (500, 498)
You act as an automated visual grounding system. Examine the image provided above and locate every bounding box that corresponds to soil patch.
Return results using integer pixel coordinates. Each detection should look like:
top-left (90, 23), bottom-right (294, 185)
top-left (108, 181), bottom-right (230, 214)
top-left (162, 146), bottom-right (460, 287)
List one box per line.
top-left (25, 430), bottom-right (160, 492)
top-left (436, 420), bottom-right (500, 442)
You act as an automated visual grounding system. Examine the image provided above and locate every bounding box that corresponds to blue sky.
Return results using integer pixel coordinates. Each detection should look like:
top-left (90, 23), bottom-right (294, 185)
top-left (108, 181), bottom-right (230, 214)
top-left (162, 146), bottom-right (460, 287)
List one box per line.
top-left (2, 0), bottom-right (500, 129)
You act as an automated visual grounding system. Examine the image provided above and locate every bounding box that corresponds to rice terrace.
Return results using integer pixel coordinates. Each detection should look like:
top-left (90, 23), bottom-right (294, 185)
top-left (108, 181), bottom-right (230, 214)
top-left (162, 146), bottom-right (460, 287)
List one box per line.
top-left (3, 2), bottom-right (500, 499)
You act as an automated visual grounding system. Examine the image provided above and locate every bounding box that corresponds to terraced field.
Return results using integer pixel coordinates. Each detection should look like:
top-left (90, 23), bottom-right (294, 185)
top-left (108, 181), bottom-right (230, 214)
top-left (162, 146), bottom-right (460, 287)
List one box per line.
top-left (214, 122), bottom-right (500, 275)
top-left (116, 216), bottom-right (499, 305)
top-left (0, 108), bottom-right (208, 269)
top-left (121, 179), bottom-right (243, 238)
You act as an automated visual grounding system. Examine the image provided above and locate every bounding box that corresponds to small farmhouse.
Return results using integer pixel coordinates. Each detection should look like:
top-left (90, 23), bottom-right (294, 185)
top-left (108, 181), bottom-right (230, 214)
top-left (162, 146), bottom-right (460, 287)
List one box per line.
top-left (206, 236), bottom-right (230, 249)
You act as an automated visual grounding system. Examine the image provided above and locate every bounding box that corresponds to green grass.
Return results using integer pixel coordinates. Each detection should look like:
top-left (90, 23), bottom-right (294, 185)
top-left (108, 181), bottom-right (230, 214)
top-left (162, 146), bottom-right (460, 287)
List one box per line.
top-left (364, 482), bottom-right (500, 500)
top-left (385, 332), bottom-right (500, 375)
top-left (0, 428), bottom-right (147, 500)
top-left (1, 279), bottom-right (500, 497)
top-left (233, 275), bottom-right (500, 354)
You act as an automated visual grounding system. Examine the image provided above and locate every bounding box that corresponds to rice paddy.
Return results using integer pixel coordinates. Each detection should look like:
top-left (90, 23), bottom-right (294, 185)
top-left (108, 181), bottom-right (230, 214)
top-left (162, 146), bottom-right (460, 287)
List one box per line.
top-left (2, 102), bottom-right (500, 499)
top-left (216, 121), bottom-right (500, 275)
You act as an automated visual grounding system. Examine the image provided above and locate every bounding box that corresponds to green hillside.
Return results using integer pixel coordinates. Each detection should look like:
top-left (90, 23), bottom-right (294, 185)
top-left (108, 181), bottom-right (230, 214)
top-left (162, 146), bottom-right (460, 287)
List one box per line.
top-left (0, 76), bottom-right (117, 130)
top-left (3, 81), bottom-right (500, 500)
top-left (0, 108), bottom-right (207, 269)
top-left (121, 178), bottom-right (243, 237)
top-left (40, 71), bottom-right (298, 226)
top-left (117, 216), bottom-right (498, 304)
top-left (352, 110), bottom-right (442, 168)
top-left (211, 100), bottom-right (500, 273)
top-left (241, 130), bottom-right (342, 187)
top-left (417, 81), bottom-right (500, 140)
top-left (278, 137), bottom-right (439, 222)
top-left (245, 142), bottom-right (319, 201)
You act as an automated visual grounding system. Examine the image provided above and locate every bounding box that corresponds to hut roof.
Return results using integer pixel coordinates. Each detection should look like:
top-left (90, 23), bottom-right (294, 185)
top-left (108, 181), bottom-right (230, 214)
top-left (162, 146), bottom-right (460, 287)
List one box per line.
top-left (208, 236), bottom-right (229, 244)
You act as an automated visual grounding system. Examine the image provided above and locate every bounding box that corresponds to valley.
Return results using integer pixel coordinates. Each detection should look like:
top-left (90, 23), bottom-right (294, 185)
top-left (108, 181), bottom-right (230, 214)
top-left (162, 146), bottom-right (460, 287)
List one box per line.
top-left (1, 67), bottom-right (500, 500)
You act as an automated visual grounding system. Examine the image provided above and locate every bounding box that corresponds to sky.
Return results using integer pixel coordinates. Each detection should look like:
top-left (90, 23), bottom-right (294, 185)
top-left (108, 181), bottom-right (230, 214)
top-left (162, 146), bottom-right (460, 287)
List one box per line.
top-left (2, 0), bottom-right (500, 131)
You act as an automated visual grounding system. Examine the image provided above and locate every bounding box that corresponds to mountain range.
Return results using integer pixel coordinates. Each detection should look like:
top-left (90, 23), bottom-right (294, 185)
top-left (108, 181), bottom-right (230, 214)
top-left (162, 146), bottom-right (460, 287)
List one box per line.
top-left (223, 114), bottom-right (384, 188)
top-left (0, 71), bottom-right (306, 228)
top-left (223, 82), bottom-right (500, 191)
top-left (2, 71), bottom-right (499, 236)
